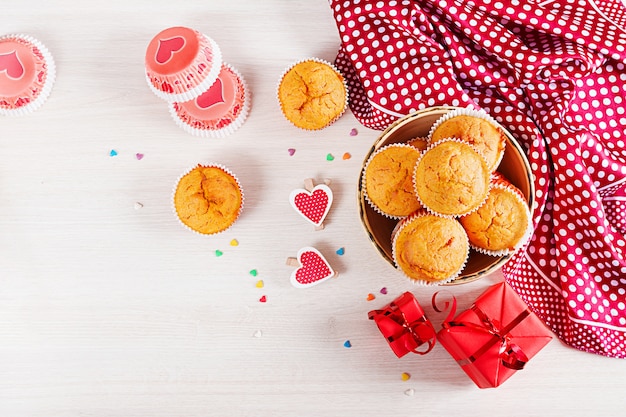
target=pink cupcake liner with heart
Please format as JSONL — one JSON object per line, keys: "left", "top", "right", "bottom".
{"left": 427, "top": 107, "right": 506, "bottom": 172}
{"left": 167, "top": 62, "right": 250, "bottom": 138}
{"left": 413, "top": 137, "right": 491, "bottom": 219}
{"left": 171, "top": 163, "right": 244, "bottom": 236}
{"left": 276, "top": 57, "right": 349, "bottom": 131}
{"left": 145, "top": 27, "right": 222, "bottom": 103}
{"left": 391, "top": 210, "right": 469, "bottom": 286}
{"left": 362, "top": 143, "right": 423, "bottom": 220}
{"left": 0, "top": 34, "right": 56, "bottom": 116}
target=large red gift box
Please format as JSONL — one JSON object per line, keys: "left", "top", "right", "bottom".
{"left": 368, "top": 292, "right": 436, "bottom": 358}
{"left": 437, "top": 282, "right": 553, "bottom": 388}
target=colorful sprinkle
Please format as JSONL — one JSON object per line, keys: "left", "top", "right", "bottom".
{"left": 367, "top": 293, "right": 376, "bottom": 301}
{"left": 135, "top": 153, "right": 144, "bottom": 160}
{"left": 404, "top": 388, "right": 415, "bottom": 397}
{"left": 401, "top": 372, "right": 411, "bottom": 381}
{"left": 259, "top": 295, "right": 267, "bottom": 303}
{"left": 249, "top": 269, "right": 258, "bottom": 277}
{"left": 288, "top": 148, "right": 296, "bottom": 156}
{"left": 326, "top": 153, "right": 335, "bottom": 161}
{"left": 109, "top": 149, "right": 118, "bottom": 157}
{"left": 342, "top": 152, "right": 351, "bottom": 160}
{"left": 343, "top": 340, "right": 352, "bottom": 348}
{"left": 380, "top": 287, "right": 388, "bottom": 295}
{"left": 336, "top": 247, "right": 345, "bottom": 256}
{"left": 255, "top": 280, "right": 264, "bottom": 288}
{"left": 230, "top": 239, "right": 239, "bottom": 247}
{"left": 253, "top": 330, "right": 263, "bottom": 338}
{"left": 349, "top": 128, "right": 358, "bottom": 136}
{"left": 215, "top": 250, "right": 223, "bottom": 257}
{"left": 133, "top": 202, "right": 144, "bottom": 210}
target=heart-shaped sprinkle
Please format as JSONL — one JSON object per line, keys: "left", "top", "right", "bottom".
{"left": 326, "top": 153, "right": 335, "bottom": 161}
{"left": 349, "top": 128, "right": 358, "bottom": 136}
{"left": 255, "top": 280, "right": 264, "bottom": 288}
{"left": 259, "top": 295, "right": 267, "bottom": 303}
{"left": 288, "top": 148, "right": 296, "bottom": 156}
{"left": 404, "top": 388, "right": 415, "bottom": 397}
{"left": 155, "top": 36, "right": 185, "bottom": 64}
{"left": 342, "top": 152, "right": 351, "bottom": 160}
{"left": 134, "top": 202, "right": 144, "bottom": 210}
{"left": 366, "top": 293, "right": 375, "bottom": 301}
{"left": 249, "top": 269, "right": 258, "bottom": 277}
{"left": 289, "top": 184, "right": 333, "bottom": 227}
{"left": 401, "top": 372, "right": 411, "bottom": 381}
{"left": 109, "top": 149, "right": 118, "bottom": 157}
{"left": 380, "top": 287, "right": 388, "bottom": 295}
{"left": 136, "top": 153, "right": 144, "bottom": 160}
{"left": 0, "top": 50, "right": 25, "bottom": 79}
{"left": 336, "top": 247, "right": 345, "bottom": 256}
{"left": 253, "top": 330, "right": 263, "bottom": 338}
{"left": 343, "top": 340, "right": 352, "bottom": 348}
{"left": 195, "top": 77, "right": 225, "bottom": 109}
{"left": 230, "top": 239, "right": 239, "bottom": 247}
{"left": 290, "top": 247, "right": 336, "bottom": 288}
{"left": 215, "top": 250, "right": 223, "bottom": 257}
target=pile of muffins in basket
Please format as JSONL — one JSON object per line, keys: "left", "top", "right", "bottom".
{"left": 362, "top": 109, "right": 532, "bottom": 285}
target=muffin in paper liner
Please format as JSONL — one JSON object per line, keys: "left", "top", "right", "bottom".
{"left": 460, "top": 172, "right": 533, "bottom": 256}
{"left": 362, "top": 143, "right": 422, "bottom": 219}
{"left": 276, "top": 57, "right": 348, "bottom": 130}
{"left": 172, "top": 163, "right": 244, "bottom": 236}
{"left": 391, "top": 209, "right": 470, "bottom": 286}
{"left": 413, "top": 138, "right": 491, "bottom": 218}
{"left": 0, "top": 34, "right": 56, "bottom": 116}
{"left": 145, "top": 26, "right": 222, "bottom": 103}
{"left": 168, "top": 63, "right": 250, "bottom": 138}
{"left": 428, "top": 107, "right": 506, "bottom": 172}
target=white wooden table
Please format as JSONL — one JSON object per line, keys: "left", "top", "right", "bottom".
{"left": 1, "top": 1, "right": 624, "bottom": 416}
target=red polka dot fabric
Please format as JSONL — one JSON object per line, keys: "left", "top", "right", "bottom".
{"left": 330, "top": 0, "right": 626, "bottom": 358}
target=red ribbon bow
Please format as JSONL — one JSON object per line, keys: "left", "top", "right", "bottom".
{"left": 368, "top": 292, "right": 436, "bottom": 358}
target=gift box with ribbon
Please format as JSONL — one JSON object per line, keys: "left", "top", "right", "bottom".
{"left": 368, "top": 292, "right": 436, "bottom": 358}
{"left": 436, "top": 282, "right": 553, "bottom": 388}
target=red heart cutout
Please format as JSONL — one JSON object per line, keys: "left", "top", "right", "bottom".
{"left": 289, "top": 184, "right": 333, "bottom": 227}
{"left": 195, "top": 77, "right": 225, "bottom": 109}
{"left": 155, "top": 36, "right": 185, "bottom": 64}
{"left": 0, "top": 50, "right": 24, "bottom": 79}
{"left": 291, "top": 247, "right": 335, "bottom": 288}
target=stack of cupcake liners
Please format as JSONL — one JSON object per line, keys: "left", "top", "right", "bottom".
{"left": 144, "top": 26, "right": 250, "bottom": 137}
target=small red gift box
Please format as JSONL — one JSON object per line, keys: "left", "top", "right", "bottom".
{"left": 368, "top": 292, "right": 436, "bottom": 358}
{"left": 437, "top": 282, "right": 553, "bottom": 388}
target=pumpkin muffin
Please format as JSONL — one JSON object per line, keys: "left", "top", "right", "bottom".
{"left": 363, "top": 144, "right": 422, "bottom": 218}
{"left": 392, "top": 210, "right": 469, "bottom": 284}
{"left": 173, "top": 164, "right": 243, "bottom": 235}
{"left": 429, "top": 111, "right": 506, "bottom": 172}
{"left": 459, "top": 173, "right": 531, "bottom": 255}
{"left": 277, "top": 59, "right": 347, "bottom": 130}
{"left": 414, "top": 139, "right": 490, "bottom": 217}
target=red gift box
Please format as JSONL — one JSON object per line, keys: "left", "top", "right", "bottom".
{"left": 436, "top": 282, "right": 553, "bottom": 388}
{"left": 368, "top": 292, "right": 436, "bottom": 358}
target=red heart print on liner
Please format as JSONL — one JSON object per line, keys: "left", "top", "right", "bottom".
{"left": 289, "top": 184, "right": 333, "bottom": 227}
{"left": 155, "top": 36, "right": 185, "bottom": 64}
{"left": 290, "top": 247, "right": 336, "bottom": 288}
{"left": 0, "top": 50, "right": 24, "bottom": 79}
{"left": 195, "top": 77, "right": 225, "bottom": 109}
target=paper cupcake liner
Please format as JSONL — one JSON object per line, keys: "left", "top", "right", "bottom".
{"left": 276, "top": 57, "right": 349, "bottom": 131}
{"left": 168, "top": 63, "right": 250, "bottom": 138}
{"left": 361, "top": 143, "right": 422, "bottom": 220}
{"left": 391, "top": 210, "right": 469, "bottom": 286}
{"left": 172, "top": 163, "right": 244, "bottom": 236}
{"left": 0, "top": 34, "right": 56, "bottom": 116}
{"left": 413, "top": 137, "right": 491, "bottom": 219}
{"left": 427, "top": 107, "right": 506, "bottom": 172}
{"left": 146, "top": 32, "right": 223, "bottom": 103}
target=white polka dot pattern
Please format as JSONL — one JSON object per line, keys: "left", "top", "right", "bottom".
{"left": 331, "top": 0, "right": 626, "bottom": 358}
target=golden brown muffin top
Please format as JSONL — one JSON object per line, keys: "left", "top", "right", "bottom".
{"left": 365, "top": 145, "right": 422, "bottom": 217}
{"left": 393, "top": 213, "right": 469, "bottom": 283}
{"left": 430, "top": 115, "right": 506, "bottom": 171}
{"left": 278, "top": 60, "right": 346, "bottom": 130}
{"left": 414, "top": 140, "right": 490, "bottom": 216}
{"left": 174, "top": 165, "right": 242, "bottom": 235}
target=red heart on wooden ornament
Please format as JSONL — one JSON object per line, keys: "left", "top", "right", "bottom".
{"left": 196, "top": 77, "right": 225, "bottom": 109}
{"left": 290, "top": 247, "right": 336, "bottom": 288}
{"left": 155, "top": 36, "right": 185, "bottom": 64}
{"left": 289, "top": 184, "right": 333, "bottom": 227}
{"left": 0, "top": 50, "right": 24, "bottom": 79}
